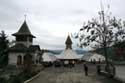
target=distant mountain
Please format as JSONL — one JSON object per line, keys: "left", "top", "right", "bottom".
{"left": 48, "top": 49, "right": 86, "bottom": 55}
{"left": 48, "top": 50, "right": 62, "bottom": 54}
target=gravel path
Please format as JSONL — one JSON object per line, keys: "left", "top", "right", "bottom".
{"left": 27, "top": 63, "right": 121, "bottom": 83}
{"left": 115, "top": 65, "right": 125, "bottom": 82}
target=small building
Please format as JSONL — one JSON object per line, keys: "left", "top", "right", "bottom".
{"left": 42, "top": 53, "right": 57, "bottom": 62}
{"left": 58, "top": 35, "right": 79, "bottom": 65}
{"left": 9, "top": 20, "right": 41, "bottom": 66}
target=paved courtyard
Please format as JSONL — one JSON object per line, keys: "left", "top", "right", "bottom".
{"left": 115, "top": 65, "right": 125, "bottom": 82}
{"left": 27, "top": 63, "right": 121, "bottom": 83}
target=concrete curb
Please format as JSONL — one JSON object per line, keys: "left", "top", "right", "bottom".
{"left": 100, "top": 71, "right": 114, "bottom": 78}
{"left": 23, "top": 65, "right": 44, "bottom": 83}
{"left": 23, "top": 71, "right": 41, "bottom": 83}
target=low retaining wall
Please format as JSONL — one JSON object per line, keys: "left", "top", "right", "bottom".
{"left": 24, "top": 65, "right": 44, "bottom": 83}
{"left": 100, "top": 71, "right": 114, "bottom": 78}
{"left": 24, "top": 71, "right": 41, "bottom": 83}
{"left": 100, "top": 71, "right": 125, "bottom": 83}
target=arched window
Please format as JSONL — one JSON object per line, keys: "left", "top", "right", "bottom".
{"left": 17, "top": 55, "right": 22, "bottom": 65}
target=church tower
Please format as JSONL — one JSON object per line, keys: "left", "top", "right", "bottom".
{"left": 12, "top": 20, "right": 35, "bottom": 47}
{"left": 65, "top": 35, "right": 72, "bottom": 49}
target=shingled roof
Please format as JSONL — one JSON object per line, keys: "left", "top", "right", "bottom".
{"left": 29, "top": 45, "right": 41, "bottom": 51}
{"left": 9, "top": 43, "right": 28, "bottom": 52}
{"left": 9, "top": 44, "right": 40, "bottom": 53}
{"left": 65, "top": 35, "right": 72, "bottom": 44}
{"left": 59, "top": 49, "right": 78, "bottom": 59}
{"left": 12, "top": 20, "right": 35, "bottom": 38}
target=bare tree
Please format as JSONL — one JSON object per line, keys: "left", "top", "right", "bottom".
{"left": 75, "top": 7, "right": 125, "bottom": 70}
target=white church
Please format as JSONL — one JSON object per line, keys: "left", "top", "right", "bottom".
{"left": 42, "top": 35, "right": 82, "bottom": 65}
{"left": 9, "top": 20, "right": 41, "bottom": 66}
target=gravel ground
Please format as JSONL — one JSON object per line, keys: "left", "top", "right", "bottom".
{"left": 115, "top": 65, "right": 125, "bottom": 82}
{"left": 27, "top": 63, "right": 122, "bottom": 83}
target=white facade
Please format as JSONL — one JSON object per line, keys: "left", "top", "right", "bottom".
{"left": 9, "top": 53, "right": 25, "bottom": 65}
{"left": 32, "top": 50, "right": 41, "bottom": 64}
{"left": 89, "top": 53, "right": 105, "bottom": 62}
{"left": 9, "top": 51, "right": 41, "bottom": 65}
{"left": 42, "top": 52, "right": 57, "bottom": 62}
{"left": 81, "top": 52, "right": 105, "bottom": 62}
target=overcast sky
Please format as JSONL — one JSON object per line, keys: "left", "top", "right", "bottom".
{"left": 0, "top": 0, "right": 125, "bottom": 50}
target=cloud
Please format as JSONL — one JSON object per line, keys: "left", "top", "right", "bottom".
{"left": 0, "top": 0, "right": 125, "bottom": 50}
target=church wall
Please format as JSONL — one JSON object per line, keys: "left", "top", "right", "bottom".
{"left": 8, "top": 51, "right": 41, "bottom": 65}
{"left": 9, "top": 52, "right": 25, "bottom": 65}
{"left": 30, "top": 51, "right": 40, "bottom": 64}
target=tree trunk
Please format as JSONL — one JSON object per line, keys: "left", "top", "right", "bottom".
{"left": 103, "top": 43, "right": 110, "bottom": 72}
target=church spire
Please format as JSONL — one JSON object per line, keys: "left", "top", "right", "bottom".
{"left": 12, "top": 20, "right": 35, "bottom": 38}
{"left": 65, "top": 35, "right": 72, "bottom": 49}
{"left": 24, "top": 14, "right": 27, "bottom": 21}
{"left": 12, "top": 18, "right": 35, "bottom": 47}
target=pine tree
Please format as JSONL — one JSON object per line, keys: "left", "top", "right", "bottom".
{"left": 0, "top": 31, "right": 9, "bottom": 67}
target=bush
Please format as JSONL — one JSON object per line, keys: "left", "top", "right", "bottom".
{"left": 0, "top": 77, "right": 7, "bottom": 83}
{"left": 8, "top": 75, "right": 21, "bottom": 83}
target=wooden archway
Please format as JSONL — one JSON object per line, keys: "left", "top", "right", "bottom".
{"left": 23, "top": 53, "right": 32, "bottom": 66}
